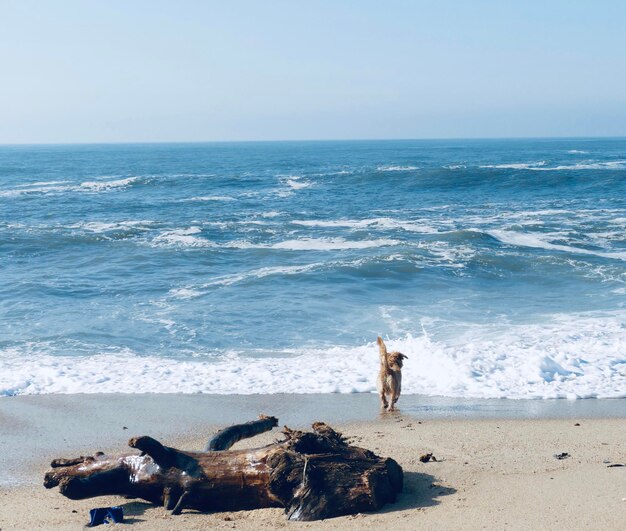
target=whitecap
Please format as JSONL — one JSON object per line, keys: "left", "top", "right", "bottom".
{"left": 0, "top": 176, "right": 144, "bottom": 197}
{"left": 276, "top": 175, "right": 312, "bottom": 196}
{"left": 376, "top": 165, "right": 419, "bottom": 172}
{"left": 268, "top": 237, "right": 401, "bottom": 251}
{"left": 480, "top": 161, "right": 547, "bottom": 170}
{"left": 200, "top": 263, "right": 324, "bottom": 288}
{"left": 168, "top": 288, "right": 204, "bottom": 299}
{"left": 182, "top": 195, "right": 236, "bottom": 202}
{"left": 285, "top": 179, "right": 310, "bottom": 190}
{"left": 260, "top": 211, "right": 282, "bottom": 218}
{"left": 292, "top": 217, "right": 441, "bottom": 233}
{"left": 14, "top": 180, "right": 72, "bottom": 187}
{"left": 70, "top": 220, "right": 156, "bottom": 233}
{"left": 0, "top": 184, "right": 73, "bottom": 197}
{"left": 532, "top": 160, "right": 626, "bottom": 171}
{"left": 79, "top": 176, "right": 142, "bottom": 191}
{"left": 152, "top": 227, "right": 213, "bottom": 248}
{"left": 488, "top": 229, "right": 626, "bottom": 261}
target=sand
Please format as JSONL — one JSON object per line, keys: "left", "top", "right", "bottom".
{"left": 0, "top": 395, "right": 624, "bottom": 530}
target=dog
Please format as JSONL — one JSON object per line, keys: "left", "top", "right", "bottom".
{"left": 376, "top": 337, "right": 407, "bottom": 411}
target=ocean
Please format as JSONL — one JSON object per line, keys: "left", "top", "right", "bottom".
{"left": 1, "top": 139, "right": 625, "bottom": 398}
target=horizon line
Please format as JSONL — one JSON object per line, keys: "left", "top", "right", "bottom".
{"left": 1, "top": 134, "right": 625, "bottom": 148}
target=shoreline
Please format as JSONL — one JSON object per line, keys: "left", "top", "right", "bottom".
{"left": 0, "top": 394, "right": 623, "bottom": 484}
{"left": 1, "top": 394, "right": 624, "bottom": 529}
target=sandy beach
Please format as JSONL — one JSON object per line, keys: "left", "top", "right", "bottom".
{"left": 0, "top": 395, "right": 624, "bottom": 530}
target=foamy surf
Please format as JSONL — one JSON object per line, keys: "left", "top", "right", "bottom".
{"left": 2, "top": 313, "right": 624, "bottom": 398}
{"left": 488, "top": 229, "right": 626, "bottom": 261}
{"left": 0, "top": 176, "right": 145, "bottom": 197}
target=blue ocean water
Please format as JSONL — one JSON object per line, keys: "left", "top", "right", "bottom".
{"left": 1, "top": 139, "right": 625, "bottom": 398}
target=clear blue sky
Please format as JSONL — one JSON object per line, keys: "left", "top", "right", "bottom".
{"left": 1, "top": 0, "right": 625, "bottom": 143}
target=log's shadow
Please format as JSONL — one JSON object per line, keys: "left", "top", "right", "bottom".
{"left": 380, "top": 471, "right": 456, "bottom": 513}
{"left": 115, "top": 501, "right": 153, "bottom": 523}
{"left": 112, "top": 473, "right": 450, "bottom": 521}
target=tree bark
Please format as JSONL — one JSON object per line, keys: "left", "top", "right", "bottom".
{"left": 44, "top": 416, "right": 403, "bottom": 521}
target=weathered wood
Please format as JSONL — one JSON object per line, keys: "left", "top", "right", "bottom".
{"left": 205, "top": 414, "right": 278, "bottom": 451}
{"left": 44, "top": 418, "right": 403, "bottom": 521}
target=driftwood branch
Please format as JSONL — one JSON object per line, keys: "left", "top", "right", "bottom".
{"left": 205, "top": 414, "right": 278, "bottom": 451}
{"left": 44, "top": 416, "right": 402, "bottom": 521}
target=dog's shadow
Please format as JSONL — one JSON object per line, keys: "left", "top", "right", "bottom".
{"left": 381, "top": 471, "right": 456, "bottom": 513}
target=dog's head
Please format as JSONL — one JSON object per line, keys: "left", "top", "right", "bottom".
{"left": 388, "top": 351, "right": 407, "bottom": 371}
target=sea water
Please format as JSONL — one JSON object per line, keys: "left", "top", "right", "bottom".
{"left": 1, "top": 139, "right": 625, "bottom": 398}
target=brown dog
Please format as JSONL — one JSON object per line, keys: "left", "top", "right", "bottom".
{"left": 377, "top": 337, "right": 407, "bottom": 411}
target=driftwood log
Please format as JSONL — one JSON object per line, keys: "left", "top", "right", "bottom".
{"left": 44, "top": 416, "right": 403, "bottom": 521}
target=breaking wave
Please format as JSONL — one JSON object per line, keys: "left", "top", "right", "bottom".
{"left": 2, "top": 313, "right": 624, "bottom": 398}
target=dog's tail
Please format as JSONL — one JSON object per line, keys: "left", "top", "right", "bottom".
{"left": 377, "top": 336, "right": 389, "bottom": 369}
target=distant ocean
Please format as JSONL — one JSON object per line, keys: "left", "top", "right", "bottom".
{"left": 1, "top": 139, "right": 625, "bottom": 398}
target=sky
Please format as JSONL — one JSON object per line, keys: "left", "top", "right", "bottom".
{"left": 1, "top": 0, "right": 626, "bottom": 143}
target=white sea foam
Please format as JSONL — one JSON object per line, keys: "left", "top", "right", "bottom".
{"left": 480, "top": 161, "right": 547, "bottom": 170}
{"left": 70, "top": 220, "right": 156, "bottom": 233}
{"left": 488, "top": 230, "right": 626, "bottom": 261}
{"left": 0, "top": 184, "right": 73, "bottom": 197}
{"left": 215, "top": 237, "right": 400, "bottom": 251}
{"left": 314, "top": 170, "right": 352, "bottom": 176}
{"left": 2, "top": 313, "right": 624, "bottom": 398}
{"left": 567, "top": 150, "right": 589, "bottom": 154}
{"left": 268, "top": 237, "right": 400, "bottom": 251}
{"left": 195, "top": 263, "right": 324, "bottom": 289}
{"left": 276, "top": 175, "right": 312, "bottom": 196}
{"left": 0, "top": 176, "right": 143, "bottom": 197}
{"left": 292, "top": 218, "right": 441, "bottom": 233}
{"left": 182, "top": 195, "right": 236, "bottom": 202}
{"left": 168, "top": 287, "right": 204, "bottom": 299}
{"left": 79, "top": 176, "right": 141, "bottom": 191}
{"left": 532, "top": 160, "right": 626, "bottom": 171}
{"left": 152, "top": 227, "right": 213, "bottom": 248}
{"left": 284, "top": 179, "right": 311, "bottom": 190}
{"left": 15, "top": 180, "right": 72, "bottom": 187}
{"left": 377, "top": 165, "right": 419, "bottom": 172}
{"left": 480, "top": 160, "right": 626, "bottom": 171}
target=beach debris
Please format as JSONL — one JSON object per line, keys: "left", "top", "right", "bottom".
{"left": 574, "top": 423, "right": 581, "bottom": 426}
{"left": 420, "top": 453, "right": 438, "bottom": 463}
{"left": 44, "top": 416, "right": 403, "bottom": 522}
{"left": 554, "top": 452, "right": 570, "bottom": 460}
{"left": 606, "top": 464, "right": 625, "bottom": 468}
{"left": 88, "top": 506, "right": 123, "bottom": 527}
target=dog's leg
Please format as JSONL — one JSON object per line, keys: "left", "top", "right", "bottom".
{"left": 380, "top": 392, "right": 388, "bottom": 409}
{"left": 388, "top": 392, "right": 399, "bottom": 411}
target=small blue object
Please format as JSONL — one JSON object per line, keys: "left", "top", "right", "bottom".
{"left": 88, "top": 506, "right": 124, "bottom": 526}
